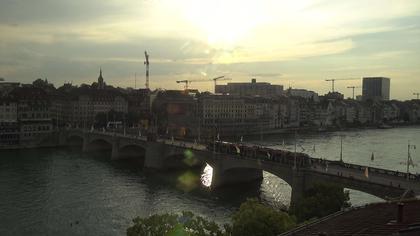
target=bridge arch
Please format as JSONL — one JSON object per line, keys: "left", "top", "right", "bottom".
{"left": 86, "top": 138, "right": 113, "bottom": 152}
{"left": 67, "top": 135, "right": 84, "bottom": 147}
{"left": 118, "top": 144, "right": 146, "bottom": 161}
{"left": 204, "top": 157, "right": 295, "bottom": 191}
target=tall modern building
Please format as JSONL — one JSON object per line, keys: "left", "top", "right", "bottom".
{"left": 362, "top": 77, "right": 390, "bottom": 101}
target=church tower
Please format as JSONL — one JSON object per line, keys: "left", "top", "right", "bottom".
{"left": 98, "top": 68, "right": 105, "bottom": 89}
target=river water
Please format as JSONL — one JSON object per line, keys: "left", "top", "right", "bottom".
{"left": 0, "top": 127, "right": 419, "bottom": 235}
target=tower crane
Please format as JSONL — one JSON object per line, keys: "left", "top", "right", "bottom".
{"left": 176, "top": 79, "right": 210, "bottom": 90}
{"left": 347, "top": 86, "right": 361, "bottom": 100}
{"left": 176, "top": 76, "right": 231, "bottom": 91}
{"left": 325, "top": 78, "right": 360, "bottom": 92}
{"left": 144, "top": 51, "right": 150, "bottom": 89}
{"left": 212, "top": 76, "right": 229, "bottom": 86}
{"left": 212, "top": 76, "right": 231, "bottom": 92}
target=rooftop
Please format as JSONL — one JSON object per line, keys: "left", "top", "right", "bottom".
{"left": 281, "top": 199, "right": 420, "bottom": 236}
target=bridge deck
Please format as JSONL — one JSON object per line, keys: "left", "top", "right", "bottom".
{"left": 69, "top": 129, "right": 420, "bottom": 195}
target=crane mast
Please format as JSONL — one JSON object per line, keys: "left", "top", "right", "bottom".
{"left": 176, "top": 80, "right": 191, "bottom": 90}
{"left": 176, "top": 76, "right": 230, "bottom": 92}
{"left": 347, "top": 86, "right": 360, "bottom": 100}
{"left": 144, "top": 51, "right": 150, "bottom": 89}
{"left": 325, "top": 78, "right": 359, "bottom": 93}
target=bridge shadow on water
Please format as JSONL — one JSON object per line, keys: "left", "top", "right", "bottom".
{"left": 14, "top": 144, "right": 383, "bottom": 212}
{"left": 69, "top": 147, "right": 285, "bottom": 212}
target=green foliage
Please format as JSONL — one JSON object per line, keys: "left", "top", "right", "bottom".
{"left": 127, "top": 211, "right": 225, "bottom": 236}
{"left": 127, "top": 199, "right": 297, "bottom": 236}
{"left": 32, "top": 78, "right": 55, "bottom": 89}
{"left": 230, "top": 199, "right": 296, "bottom": 236}
{"left": 291, "top": 183, "right": 351, "bottom": 222}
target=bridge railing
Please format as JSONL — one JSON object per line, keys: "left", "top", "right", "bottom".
{"left": 67, "top": 129, "right": 419, "bottom": 181}
{"left": 205, "top": 140, "right": 420, "bottom": 181}
{"left": 205, "top": 141, "right": 309, "bottom": 167}
{"left": 334, "top": 161, "right": 419, "bottom": 181}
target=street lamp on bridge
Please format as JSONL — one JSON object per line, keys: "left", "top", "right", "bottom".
{"left": 340, "top": 135, "right": 344, "bottom": 162}
{"left": 407, "top": 141, "right": 416, "bottom": 179}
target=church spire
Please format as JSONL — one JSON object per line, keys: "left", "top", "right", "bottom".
{"left": 98, "top": 67, "right": 105, "bottom": 89}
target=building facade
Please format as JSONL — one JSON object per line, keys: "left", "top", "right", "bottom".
{"left": 0, "top": 99, "right": 19, "bottom": 146}
{"left": 199, "top": 94, "right": 283, "bottom": 137}
{"left": 9, "top": 87, "right": 53, "bottom": 146}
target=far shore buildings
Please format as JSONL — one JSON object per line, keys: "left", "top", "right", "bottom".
{"left": 362, "top": 77, "right": 390, "bottom": 101}
{"left": 52, "top": 70, "right": 129, "bottom": 128}
{"left": 1, "top": 74, "right": 420, "bottom": 144}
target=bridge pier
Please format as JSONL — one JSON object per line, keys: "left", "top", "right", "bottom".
{"left": 111, "top": 139, "right": 120, "bottom": 160}
{"left": 57, "top": 131, "right": 68, "bottom": 147}
{"left": 290, "top": 169, "right": 307, "bottom": 208}
{"left": 144, "top": 142, "right": 168, "bottom": 169}
{"left": 82, "top": 134, "right": 89, "bottom": 152}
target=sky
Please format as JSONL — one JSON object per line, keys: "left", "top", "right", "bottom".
{"left": 0, "top": 0, "right": 420, "bottom": 100}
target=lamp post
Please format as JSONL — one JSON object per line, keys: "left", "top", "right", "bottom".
{"left": 294, "top": 131, "right": 297, "bottom": 169}
{"left": 340, "top": 135, "right": 343, "bottom": 162}
{"left": 407, "top": 140, "right": 416, "bottom": 179}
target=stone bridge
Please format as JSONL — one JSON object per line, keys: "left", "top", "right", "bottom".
{"left": 59, "top": 129, "right": 420, "bottom": 205}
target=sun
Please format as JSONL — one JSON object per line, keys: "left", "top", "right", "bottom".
{"left": 178, "top": 0, "right": 265, "bottom": 49}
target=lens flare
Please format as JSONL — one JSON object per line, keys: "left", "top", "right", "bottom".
{"left": 177, "top": 171, "right": 199, "bottom": 192}
{"left": 200, "top": 164, "right": 213, "bottom": 187}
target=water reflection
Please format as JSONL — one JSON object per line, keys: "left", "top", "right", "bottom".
{"left": 201, "top": 164, "right": 213, "bottom": 187}
{"left": 176, "top": 171, "right": 200, "bottom": 192}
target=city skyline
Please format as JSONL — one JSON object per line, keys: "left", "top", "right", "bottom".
{"left": 1, "top": 0, "right": 420, "bottom": 100}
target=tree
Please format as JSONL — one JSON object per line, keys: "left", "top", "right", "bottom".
{"left": 291, "top": 183, "right": 351, "bottom": 222}
{"left": 127, "top": 199, "right": 297, "bottom": 236}
{"left": 229, "top": 199, "right": 296, "bottom": 236}
{"left": 32, "top": 78, "right": 55, "bottom": 92}
{"left": 127, "top": 211, "right": 225, "bottom": 236}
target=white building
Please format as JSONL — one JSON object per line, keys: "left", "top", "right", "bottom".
{"left": 199, "top": 94, "right": 281, "bottom": 136}
{"left": 288, "top": 89, "right": 319, "bottom": 102}
{"left": 215, "top": 79, "right": 283, "bottom": 98}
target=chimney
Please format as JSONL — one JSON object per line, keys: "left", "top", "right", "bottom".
{"left": 397, "top": 203, "right": 404, "bottom": 223}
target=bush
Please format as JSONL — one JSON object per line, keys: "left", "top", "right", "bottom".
{"left": 229, "top": 199, "right": 296, "bottom": 236}
{"left": 127, "top": 211, "right": 225, "bottom": 236}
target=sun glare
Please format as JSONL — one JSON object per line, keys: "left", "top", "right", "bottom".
{"left": 178, "top": 0, "right": 266, "bottom": 49}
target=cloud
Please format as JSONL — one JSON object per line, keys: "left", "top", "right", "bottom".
{"left": 0, "top": 0, "right": 420, "bottom": 100}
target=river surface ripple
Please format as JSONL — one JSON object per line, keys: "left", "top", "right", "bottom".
{"left": 0, "top": 126, "right": 419, "bottom": 235}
